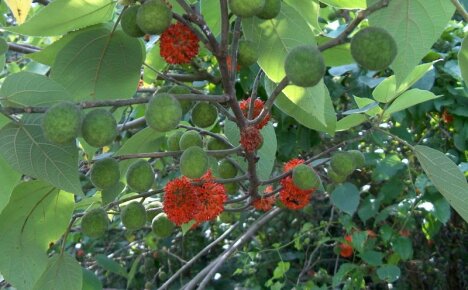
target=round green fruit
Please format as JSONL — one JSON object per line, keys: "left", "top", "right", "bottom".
{"left": 126, "top": 159, "right": 155, "bottom": 192}
{"left": 229, "top": 0, "right": 265, "bottom": 17}
{"left": 180, "top": 146, "right": 209, "bottom": 179}
{"left": 121, "top": 201, "right": 147, "bottom": 230}
{"left": 90, "top": 158, "right": 120, "bottom": 190}
{"left": 348, "top": 150, "right": 365, "bottom": 168}
{"left": 159, "top": 85, "right": 193, "bottom": 114}
{"left": 350, "top": 27, "right": 397, "bottom": 71}
{"left": 151, "top": 213, "right": 174, "bottom": 238}
{"left": 42, "top": 102, "right": 81, "bottom": 144}
{"left": 257, "top": 0, "right": 281, "bottom": 19}
{"left": 0, "top": 38, "right": 8, "bottom": 55}
{"left": 191, "top": 102, "right": 218, "bottom": 128}
{"left": 284, "top": 45, "right": 325, "bottom": 87}
{"left": 237, "top": 40, "right": 259, "bottom": 67}
{"left": 136, "top": 0, "right": 172, "bottom": 35}
{"left": 330, "top": 152, "right": 356, "bottom": 177}
{"left": 292, "top": 164, "right": 320, "bottom": 190}
{"left": 81, "top": 208, "right": 109, "bottom": 238}
{"left": 328, "top": 169, "right": 347, "bottom": 184}
{"left": 224, "top": 182, "right": 239, "bottom": 194}
{"left": 81, "top": 109, "right": 117, "bottom": 148}
{"left": 146, "top": 201, "right": 163, "bottom": 222}
{"left": 179, "top": 130, "right": 203, "bottom": 150}
{"left": 167, "top": 131, "right": 184, "bottom": 151}
{"left": 146, "top": 93, "right": 182, "bottom": 132}
{"left": 207, "top": 136, "right": 230, "bottom": 151}
{"left": 218, "top": 159, "right": 238, "bottom": 179}
{"left": 121, "top": 6, "right": 145, "bottom": 37}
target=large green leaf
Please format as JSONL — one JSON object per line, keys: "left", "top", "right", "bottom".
{"left": 95, "top": 254, "right": 128, "bottom": 278}
{"left": 369, "top": 0, "right": 454, "bottom": 85}
{"left": 33, "top": 253, "right": 82, "bottom": 290}
{"left": 82, "top": 269, "right": 103, "bottom": 290}
{"left": 284, "top": 0, "right": 321, "bottom": 33}
{"left": 50, "top": 28, "right": 145, "bottom": 101}
{"left": 414, "top": 145, "right": 468, "bottom": 222}
{"left": 384, "top": 89, "right": 440, "bottom": 116}
{"left": 0, "top": 154, "right": 21, "bottom": 214}
{"left": 459, "top": 35, "right": 468, "bottom": 85}
{"left": 330, "top": 182, "right": 360, "bottom": 215}
{"left": 0, "top": 181, "right": 74, "bottom": 290}
{"left": 319, "top": 0, "right": 366, "bottom": 8}
{"left": 336, "top": 114, "right": 368, "bottom": 132}
{"left": 201, "top": 0, "right": 221, "bottom": 37}
{"left": 0, "top": 121, "right": 82, "bottom": 195}
{"left": 143, "top": 44, "right": 166, "bottom": 84}
{"left": 5, "top": 0, "right": 115, "bottom": 36}
{"left": 0, "top": 72, "right": 71, "bottom": 108}
{"left": 377, "top": 265, "right": 401, "bottom": 282}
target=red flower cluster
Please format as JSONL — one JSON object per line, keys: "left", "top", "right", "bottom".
{"left": 252, "top": 186, "right": 276, "bottom": 211}
{"left": 240, "top": 125, "right": 263, "bottom": 153}
{"left": 279, "top": 159, "right": 315, "bottom": 210}
{"left": 163, "top": 171, "right": 227, "bottom": 227}
{"left": 239, "top": 98, "right": 271, "bottom": 129}
{"left": 339, "top": 235, "right": 353, "bottom": 258}
{"left": 160, "top": 23, "right": 199, "bottom": 64}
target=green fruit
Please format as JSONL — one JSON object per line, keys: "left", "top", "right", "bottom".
{"left": 257, "top": 0, "right": 281, "bottom": 19}
{"left": 146, "top": 201, "right": 163, "bottom": 222}
{"left": 180, "top": 146, "right": 209, "bottom": 178}
{"left": 121, "top": 6, "right": 145, "bottom": 37}
{"left": 224, "top": 182, "right": 239, "bottom": 194}
{"left": 158, "top": 271, "right": 168, "bottom": 281}
{"left": 167, "top": 131, "right": 184, "bottom": 151}
{"left": 191, "top": 102, "right": 218, "bottom": 128}
{"left": 218, "top": 159, "right": 238, "bottom": 178}
{"left": 42, "top": 102, "right": 81, "bottom": 144}
{"left": 229, "top": 0, "right": 265, "bottom": 17}
{"left": 121, "top": 201, "right": 147, "bottom": 230}
{"left": 151, "top": 213, "right": 174, "bottom": 238}
{"left": 292, "top": 164, "right": 320, "bottom": 190}
{"left": 159, "top": 85, "right": 193, "bottom": 114}
{"left": 126, "top": 160, "right": 155, "bottom": 192}
{"left": 81, "top": 109, "right": 117, "bottom": 147}
{"left": 90, "top": 158, "right": 120, "bottom": 190}
{"left": 350, "top": 27, "right": 397, "bottom": 71}
{"left": 179, "top": 130, "right": 203, "bottom": 150}
{"left": 207, "top": 136, "right": 230, "bottom": 151}
{"left": 237, "top": 40, "right": 259, "bottom": 67}
{"left": 146, "top": 93, "right": 182, "bottom": 132}
{"left": 284, "top": 45, "right": 325, "bottom": 87}
{"left": 328, "top": 168, "right": 347, "bottom": 184}
{"left": 136, "top": 0, "right": 172, "bottom": 35}
{"left": 0, "top": 38, "right": 8, "bottom": 55}
{"left": 81, "top": 208, "right": 109, "bottom": 238}
{"left": 330, "top": 152, "right": 356, "bottom": 176}
{"left": 348, "top": 150, "right": 365, "bottom": 168}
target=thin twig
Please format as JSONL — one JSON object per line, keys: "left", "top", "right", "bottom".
{"left": 450, "top": 0, "right": 468, "bottom": 21}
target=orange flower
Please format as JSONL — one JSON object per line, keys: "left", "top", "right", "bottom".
{"left": 226, "top": 56, "right": 241, "bottom": 72}
{"left": 252, "top": 186, "right": 276, "bottom": 211}
{"left": 339, "top": 235, "right": 353, "bottom": 258}
{"left": 240, "top": 126, "right": 263, "bottom": 153}
{"left": 239, "top": 98, "right": 270, "bottom": 129}
{"left": 279, "top": 159, "right": 315, "bottom": 210}
{"left": 160, "top": 23, "right": 199, "bottom": 64}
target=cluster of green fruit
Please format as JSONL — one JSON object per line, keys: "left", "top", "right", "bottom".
{"left": 120, "top": 0, "right": 172, "bottom": 38}
{"left": 328, "top": 150, "right": 366, "bottom": 183}
{"left": 229, "top": 0, "right": 281, "bottom": 19}
{"left": 80, "top": 201, "right": 175, "bottom": 239}
{"left": 41, "top": 102, "right": 117, "bottom": 147}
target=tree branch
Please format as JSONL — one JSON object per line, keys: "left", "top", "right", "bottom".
{"left": 450, "top": 0, "right": 468, "bottom": 22}
{"left": 114, "top": 146, "right": 242, "bottom": 161}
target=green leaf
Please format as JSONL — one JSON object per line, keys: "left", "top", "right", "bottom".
{"left": 433, "top": 197, "right": 451, "bottom": 224}
{"left": 354, "top": 96, "right": 382, "bottom": 116}
{"left": 0, "top": 181, "right": 74, "bottom": 290}
{"left": 320, "top": 42, "right": 354, "bottom": 67}
{"left": 181, "top": 220, "right": 196, "bottom": 235}
{"left": 95, "top": 254, "right": 128, "bottom": 278}
{"left": 0, "top": 72, "right": 72, "bottom": 108}
{"left": 126, "top": 256, "right": 143, "bottom": 289}
{"left": 0, "top": 154, "right": 21, "bottom": 214}
{"left": 5, "top": 0, "right": 115, "bottom": 36}
{"left": 459, "top": 35, "right": 468, "bottom": 85}
{"left": 331, "top": 182, "right": 360, "bottom": 215}
{"left": 360, "top": 250, "right": 384, "bottom": 266}
{"left": 336, "top": 114, "right": 368, "bottom": 132}
{"left": 201, "top": 0, "right": 221, "bottom": 37}
{"left": 319, "top": 0, "right": 366, "bottom": 9}
{"left": 33, "top": 253, "right": 82, "bottom": 290}
{"left": 414, "top": 145, "right": 468, "bottom": 222}
{"left": 332, "top": 263, "right": 357, "bottom": 287}
{"left": 377, "top": 265, "right": 401, "bottom": 282}
{"left": 384, "top": 89, "right": 440, "bottom": 116}
{"left": 372, "top": 155, "right": 405, "bottom": 181}
{"left": 272, "top": 261, "right": 290, "bottom": 279}
{"left": 369, "top": 0, "right": 454, "bottom": 85}
{"left": 351, "top": 231, "right": 367, "bottom": 253}
{"left": 0, "top": 121, "right": 82, "bottom": 195}
{"left": 82, "top": 269, "right": 103, "bottom": 290}
{"left": 392, "top": 237, "right": 413, "bottom": 261}
{"left": 373, "top": 62, "right": 435, "bottom": 103}
{"left": 284, "top": 0, "right": 321, "bottom": 33}
{"left": 143, "top": 44, "right": 166, "bottom": 83}
{"left": 50, "top": 28, "right": 144, "bottom": 101}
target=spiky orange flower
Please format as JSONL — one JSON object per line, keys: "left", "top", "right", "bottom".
{"left": 160, "top": 22, "right": 199, "bottom": 64}
{"left": 240, "top": 126, "right": 263, "bottom": 153}
{"left": 283, "top": 158, "right": 304, "bottom": 172}
{"left": 252, "top": 186, "right": 276, "bottom": 211}
{"left": 279, "top": 159, "right": 315, "bottom": 210}
{"left": 239, "top": 98, "right": 270, "bottom": 129}
{"left": 339, "top": 235, "right": 353, "bottom": 258}
{"left": 192, "top": 171, "right": 227, "bottom": 224}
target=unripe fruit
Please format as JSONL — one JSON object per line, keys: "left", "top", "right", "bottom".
{"left": 328, "top": 169, "right": 347, "bottom": 184}
{"left": 42, "top": 102, "right": 81, "bottom": 144}
{"left": 257, "top": 0, "right": 281, "bottom": 19}
{"left": 151, "top": 213, "right": 174, "bottom": 238}
{"left": 90, "top": 158, "right": 120, "bottom": 190}
{"left": 179, "top": 130, "right": 203, "bottom": 150}
{"left": 191, "top": 102, "right": 218, "bottom": 128}
{"left": 146, "top": 201, "right": 163, "bottom": 222}
{"left": 348, "top": 150, "right": 365, "bottom": 168}
{"left": 136, "top": 0, "right": 172, "bottom": 35}
{"left": 218, "top": 159, "right": 238, "bottom": 178}
{"left": 292, "top": 164, "right": 320, "bottom": 190}
{"left": 159, "top": 85, "right": 193, "bottom": 114}
{"left": 121, "top": 6, "right": 145, "bottom": 37}
{"left": 229, "top": 0, "right": 265, "bottom": 17}
{"left": 81, "top": 208, "right": 109, "bottom": 238}
{"left": 81, "top": 109, "right": 117, "bottom": 148}
{"left": 121, "top": 201, "right": 147, "bottom": 230}
{"left": 167, "top": 131, "right": 184, "bottom": 151}
{"left": 284, "top": 45, "right": 325, "bottom": 87}
{"left": 330, "top": 152, "right": 356, "bottom": 177}
{"left": 180, "top": 146, "right": 209, "bottom": 178}
{"left": 237, "top": 40, "right": 259, "bottom": 67}
{"left": 126, "top": 159, "right": 155, "bottom": 192}
{"left": 350, "top": 27, "right": 397, "bottom": 71}
{"left": 145, "top": 93, "right": 182, "bottom": 132}
{"left": 207, "top": 136, "right": 230, "bottom": 151}
{"left": 224, "top": 182, "right": 239, "bottom": 194}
